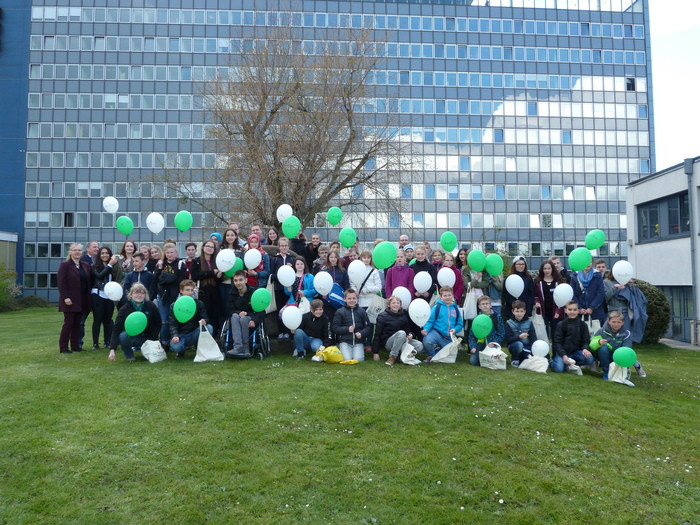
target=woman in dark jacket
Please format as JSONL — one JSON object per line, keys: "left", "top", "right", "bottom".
{"left": 57, "top": 243, "right": 93, "bottom": 353}
{"left": 373, "top": 295, "right": 423, "bottom": 365}
{"left": 502, "top": 256, "right": 535, "bottom": 320}
{"left": 108, "top": 283, "right": 161, "bottom": 362}
{"left": 90, "top": 246, "right": 121, "bottom": 350}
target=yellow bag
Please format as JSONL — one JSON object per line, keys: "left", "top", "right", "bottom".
{"left": 321, "top": 346, "right": 344, "bottom": 363}
{"left": 339, "top": 359, "right": 359, "bottom": 365}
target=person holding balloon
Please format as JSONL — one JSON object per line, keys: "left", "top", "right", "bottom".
{"left": 440, "top": 253, "right": 464, "bottom": 305}
{"left": 467, "top": 295, "right": 505, "bottom": 366}
{"left": 410, "top": 246, "right": 438, "bottom": 300}
{"left": 374, "top": 295, "right": 423, "bottom": 366}
{"left": 271, "top": 237, "right": 296, "bottom": 338}
{"left": 319, "top": 250, "right": 350, "bottom": 312}
{"left": 551, "top": 300, "right": 595, "bottom": 374}
{"left": 284, "top": 257, "right": 317, "bottom": 306}
{"left": 226, "top": 270, "right": 265, "bottom": 357}
{"left": 168, "top": 279, "right": 212, "bottom": 357}
{"left": 57, "top": 243, "right": 93, "bottom": 354}
{"left": 502, "top": 256, "right": 535, "bottom": 321}
{"left": 504, "top": 300, "right": 538, "bottom": 367}
{"left": 421, "top": 286, "right": 464, "bottom": 363}
{"left": 154, "top": 243, "right": 186, "bottom": 347}
{"left": 244, "top": 234, "right": 271, "bottom": 288}
{"left": 534, "top": 260, "right": 566, "bottom": 339}
{"left": 569, "top": 261, "right": 606, "bottom": 325}
{"left": 191, "top": 239, "right": 223, "bottom": 336}
{"left": 467, "top": 250, "right": 505, "bottom": 314}
{"left": 291, "top": 299, "right": 333, "bottom": 359}
{"left": 384, "top": 249, "right": 415, "bottom": 299}
{"left": 90, "top": 246, "right": 122, "bottom": 350}
{"left": 589, "top": 310, "right": 632, "bottom": 381}
{"left": 108, "top": 283, "right": 161, "bottom": 362}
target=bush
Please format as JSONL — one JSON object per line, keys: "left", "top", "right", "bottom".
{"left": 0, "top": 265, "right": 22, "bottom": 312}
{"left": 17, "top": 295, "right": 51, "bottom": 309}
{"left": 634, "top": 279, "right": 671, "bottom": 344}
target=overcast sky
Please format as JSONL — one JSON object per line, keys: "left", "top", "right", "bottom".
{"left": 648, "top": 0, "right": 700, "bottom": 170}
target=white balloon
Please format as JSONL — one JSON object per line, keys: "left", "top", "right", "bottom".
{"left": 244, "top": 249, "right": 262, "bottom": 269}
{"left": 276, "top": 204, "right": 293, "bottom": 222}
{"left": 216, "top": 249, "right": 237, "bottom": 273}
{"left": 531, "top": 340, "right": 550, "bottom": 358}
{"left": 313, "top": 272, "right": 334, "bottom": 296}
{"left": 104, "top": 281, "right": 123, "bottom": 302}
{"left": 281, "top": 305, "right": 302, "bottom": 331}
{"left": 437, "top": 267, "right": 456, "bottom": 287}
{"left": 553, "top": 283, "right": 574, "bottom": 307}
{"left": 392, "top": 286, "right": 412, "bottom": 309}
{"left": 277, "top": 265, "right": 296, "bottom": 287}
{"left": 146, "top": 212, "right": 165, "bottom": 234}
{"left": 347, "top": 259, "right": 366, "bottom": 286}
{"left": 102, "top": 196, "right": 119, "bottom": 214}
{"left": 505, "top": 274, "right": 524, "bottom": 298}
{"left": 612, "top": 260, "right": 634, "bottom": 286}
{"left": 413, "top": 271, "right": 432, "bottom": 294}
{"left": 408, "top": 298, "right": 431, "bottom": 327}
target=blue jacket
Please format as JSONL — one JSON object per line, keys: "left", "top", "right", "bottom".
{"left": 571, "top": 270, "right": 605, "bottom": 321}
{"left": 424, "top": 299, "right": 463, "bottom": 337}
{"left": 505, "top": 317, "right": 537, "bottom": 348}
{"left": 468, "top": 311, "right": 505, "bottom": 349}
{"left": 123, "top": 269, "right": 155, "bottom": 300}
{"left": 284, "top": 273, "right": 317, "bottom": 305}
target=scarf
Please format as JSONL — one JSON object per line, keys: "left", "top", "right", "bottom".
{"left": 130, "top": 300, "right": 144, "bottom": 311}
{"left": 577, "top": 269, "right": 597, "bottom": 288}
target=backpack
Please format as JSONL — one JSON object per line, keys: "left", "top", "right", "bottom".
{"left": 326, "top": 283, "right": 345, "bottom": 309}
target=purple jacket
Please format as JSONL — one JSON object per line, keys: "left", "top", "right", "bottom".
{"left": 57, "top": 259, "right": 92, "bottom": 313}
{"left": 385, "top": 264, "right": 415, "bottom": 298}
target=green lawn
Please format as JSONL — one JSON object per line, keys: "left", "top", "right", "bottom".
{"left": 1, "top": 308, "right": 698, "bottom": 524}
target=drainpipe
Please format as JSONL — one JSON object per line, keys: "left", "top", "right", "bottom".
{"left": 685, "top": 158, "right": 698, "bottom": 343}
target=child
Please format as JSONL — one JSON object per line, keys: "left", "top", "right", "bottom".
{"left": 168, "top": 279, "right": 212, "bottom": 357}
{"left": 551, "top": 301, "right": 595, "bottom": 374}
{"left": 411, "top": 246, "right": 438, "bottom": 299}
{"left": 354, "top": 250, "right": 383, "bottom": 358}
{"left": 123, "top": 253, "right": 155, "bottom": 299}
{"left": 421, "top": 286, "right": 464, "bottom": 362}
{"left": 374, "top": 295, "right": 423, "bottom": 366}
{"left": 332, "top": 288, "right": 372, "bottom": 361}
{"left": 468, "top": 295, "right": 505, "bottom": 366}
{"left": 589, "top": 310, "right": 632, "bottom": 381}
{"left": 227, "top": 270, "right": 264, "bottom": 357}
{"left": 292, "top": 299, "right": 333, "bottom": 359}
{"left": 505, "top": 300, "right": 537, "bottom": 366}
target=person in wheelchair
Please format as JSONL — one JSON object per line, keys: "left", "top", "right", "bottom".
{"left": 226, "top": 270, "right": 264, "bottom": 357}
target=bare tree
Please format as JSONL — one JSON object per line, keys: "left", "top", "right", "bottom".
{"left": 157, "top": 26, "right": 407, "bottom": 230}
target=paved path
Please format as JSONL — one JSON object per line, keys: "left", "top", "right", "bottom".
{"left": 659, "top": 338, "right": 700, "bottom": 351}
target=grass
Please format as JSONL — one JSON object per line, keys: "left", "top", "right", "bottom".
{"left": 1, "top": 307, "right": 698, "bottom": 524}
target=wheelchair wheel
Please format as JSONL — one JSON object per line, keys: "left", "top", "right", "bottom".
{"left": 259, "top": 323, "right": 270, "bottom": 356}
{"left": 255, "top": 351, "right": 264, "bottom": 360}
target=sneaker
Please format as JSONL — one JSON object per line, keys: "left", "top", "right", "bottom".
{"left": 566, "top": 364, "right": 583, "bottom": 376}
{"left": 622, "top": 379, "right": 636, "bottom": 387}
{"left": 292, "top": 349, "right": 298, "bottom": 357}
{"left": 602, "top": 372, "right": 608, "bottom": 381}
{"left": 296, "top": 352, "right": 305, "bottom": 360}
{"left": 511, "top": 360, "right": 520, "bottom": 368}
{"left": 278, "top": 333, "right": 286, "bottom": 340}
{"left": 589, "top": 362, "right": 599, "bottom": 373}
{"left": 92, "top": 344, "right": 100, "bottom": 350}
{"left": 385, "top": 356, "right": 397, "bottom": 366}
{"left": 635, "top": 364, "right": 647, "bottom": 378}
{"left": 424, "top": 356, "right": 432, "bottom": 363}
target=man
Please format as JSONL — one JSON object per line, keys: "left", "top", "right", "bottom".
{"left": 304, "top": 233, "right": 321, "bottom": 269}
{"left": 78, "top": 241, "right": 99, "bottom": 348}
{"left": 398, "top": 234, "right": 410, "bottom": 248}
{"left": 250, "top": 224, "right": 265, "bottom": 245}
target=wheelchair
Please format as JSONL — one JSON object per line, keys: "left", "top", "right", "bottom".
{"left": 220, "top": 315, "right": 270, "bottom": 360}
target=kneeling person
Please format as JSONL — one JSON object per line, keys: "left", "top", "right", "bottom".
{"left": 551, "top": 300, "right": 595, "bottom": 374}
{"left": 505, "top": 300, "right": 537, "bottom": 367}
{"left": 227, "top": 270, "right": 264, "bottom": 357}
{"left": 109, "top": 283, "right": 161, "bottom": 361}
{"left": 292, "top": 299, "right": 333, "bottom": 359}
{"left": 169, "top": 279, "right": 212, "bottom": 356}
{"left": 421, "top": 286, "right": 463, "bottom": 362}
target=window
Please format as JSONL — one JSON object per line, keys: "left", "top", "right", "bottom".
{"left": 626, "top": 78, "right": 636, "bottom": 91}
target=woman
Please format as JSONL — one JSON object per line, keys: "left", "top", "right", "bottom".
{"left": 271, "top": 237, "right": 295, "bottom": 339}
{"left": 154, "top": 243, "right": 186, "bottom": 346}
{"left": 385, "top": 249, "right": 415, "bottom": 298}
{"left": 108, "top": 283, "right": 161, "bottom": 362}
{"left": 469, "top": 263, "right": 504, "bottom": 314}
{"left": 90, "top": 246, "right": 121, "bottom": 350}
{"left": 147, "top": 245, "right": 163, "bottom": 273}
{"left": 570, "top": 261, "right": 605, "bottom": 324}
{"left": 373, "top": 295, "right": 423, "bottom": 366}
{"left": 284, "top": 257, "right": 317, "bottom": 306}
{"left": 502, "top": 256, "right": 535, "bottom": 320}
{"left": 266, "top": 227, "right": 280, "bottom": 247}
{"left": 245, "top": 234, "right": 270, "bottom": 288}
{"left": 534, "top": 260, "right": 565, "bottom": 339}
{"left": 117, "top": 240, "right": 137, "bottom": 279}
{"left": 441, "top": 252, "right": 464, "bottom": 304}
{"left": 57, "top": 244, "right": 92, "bottom": 353}
{"left": 191, "top": 239, "right": 223, "bottom": 335}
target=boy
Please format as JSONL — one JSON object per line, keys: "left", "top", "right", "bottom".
{"left": 468, "top": 295, "right": 505, "bottom": 366}
{"left": 505, "top": 300, "right": 537, "bottom": 367}
{"left": 551, "top": 301, "right": 595, "bottom": 374}
{"left": 226, "top": 270, "right": 264, "bottom": 357}
{"left": 168, "top": 279, "right": 212, "bottom": 357}
{"left": 123, "top": 253, "right": 155, "bottom": 300}
{"left": 421, "top": 286, "right": 464, "bottom": 362}
{"left": 589, "top": 310, "right": 632, "bottom": 382}
{"left": 292, "top": 299, "right": 333, "bottom": 359}
{"left": 332, "top": 288, "right": 372, "bottom": 361}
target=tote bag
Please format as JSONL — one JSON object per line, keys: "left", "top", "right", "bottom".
{"left": 462, "top": 285, "right": 478, "bottom": 320}
{"left": 367, "top": 294, "right": 386, "bottom": 324}
{"left": 431, "top": 334, "right": 462, "bottom": 364}
{"left": 531, "top": 312, "right": 549, "bottom": 341}
{"left": 518, "top": 355, "right": 549, "bottom": 374}
{"left": 194, "top": 326, "right": 224, "bottom": 362}
{"left": 141, "top": 340, "right": 167, "bottom": 363}
{"left": 479, "top": 343, "right": 508, "bottom": 370}
{"left": 400, "top": 341, "right": 421, "bottom": 365}
{"left": 265, "top": 279, "right": 277, "bottom": 314}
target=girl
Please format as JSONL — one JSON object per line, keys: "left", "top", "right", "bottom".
{"left": 117, "top": 240, "right": 137, "bottom": 279}
{"left": 191, "top": 239, "right": 223, "bottom": 335}
{"left": 271, "top": 237, "right": 295, "bottom": 338}
{"left": 441, "top": 252, "right": 464, "bottom": 304}
{"left": 374, "top": 295, "right": 423, "bottom": 366}
{"left": 147, "top": 245, "right": 163, "bottom": 273}
{"left": 321, "top": 250, "right": 350, "bottom": 295}
{"left": 284, "top": 257, "right": 317, "bottom": 306}
{"left": 431, "top": 249, "right": 444, "bottom": 269}
{"left": 410, "top": 246, "right": 438, "bottom": 299}
{"left": 502, "top": 256, "right": 535, "bottom": 320}
{"left": 90, "top": 246, "right": 121, "bottom": 349}
{"left": 266, "top": 227, "right": 280, "bottom": 247}
{"left": 219, "top": 229, "right": 243, "bottom": 315}
{"left": 534, "top": 260, "right": 565, "bottom": 339}
{"left": 108, "top": 283, "right": 161, "bottom": 362}
{"left": 332, "top": 289, "right": 372, "bottom": 362}
{"left": 154, "top": 243, "right": 186, "bottom": 346}
{"left": 353, "top": 250, "right": 383, "bottom": 357}
{"left": 384, "top": 249, "right": 415, "bottom": 298}
{"left": 245, "top": 234, "right": 270, "bottom": 288}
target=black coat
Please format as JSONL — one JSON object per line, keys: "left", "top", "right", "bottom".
{"left": 373, "top": 307, "right": 416, "bottom": 353}
{"left": 154, "top": 258, "right": 186, "bottom": 302}
{"left": 228, "top": 286, "right": 264, "bottom": 326}
{"left": 332, "top": 305, "right": 371, "bottom": 344}
{"left": 57, "top": 259, "right": 92, "bottom": 313}
{"left": 168, "top": 298, "right": 209, "bottom": 338}
{"left": 410, "top": 259, "right": 438, "bottom": 295}
{"left": 552, "top": 317, "right": 591, "bottom": 357}
{"left": 109, "top": 300, "right": 161, "bottom": 349}
{"left": 502, "top": 271, "right": 535, "bottom": 319}
{"left": 298, "top": 311, "right": 333, "bottom": 346}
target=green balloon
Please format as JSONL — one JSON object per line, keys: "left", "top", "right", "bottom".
{"left": 339, "top": 227, "right": 357, "bottom": 248}
{"left": 327, "top": 207, "right": 343, "bottom": 226}
{"left": 282, "top": 215, "right": 301, "bottom": 238}
{"left": 173, "top": 295, "right": 196, "bottom": 323}
{"left": 409, "top": 258, "right": 416, "bottom": 266}
{"left": 174, "top": 210, "right": 193, "bottom": 232}
{"left": 224, "top": 257, "right": 244, "bottom": 278}
{"left": 467, "top": 249, "right": 486, "bottom": 272}
{"left": 585, "top": 229, "right": 606, "bottom": 250}
{"left": 471, "top": 314, "right": 493, "bottom": 339}
{"left": 569, "top": 247, "right": 592, "bottom": 272}
{"left": 440, "top": 231, "right": 458, "bottom": 252}
{"left": 116, "top": 216, "right": 134, "bottom": 236}
{"left": 613, "top": 346, "right": 637, "bottom": 368}
{"left": 372, "top": 241, "right": 397, "bottom": 270}
{"left": 484, "top": 253, "right": 504, "bottom": 276}
{"left": 251, "top": 288, "right": 272, "bottom": 312}
{"left": 124, "top": 311, "right": 147, "bottom": 336}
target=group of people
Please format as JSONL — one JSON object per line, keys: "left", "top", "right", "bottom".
{"left": 56, "top": 225, "right": 648, "bottom": 380}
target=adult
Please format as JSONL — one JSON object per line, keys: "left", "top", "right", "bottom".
{"left": 90, "top": 246, "right": 121, "bottom": 349}
{"left": 250, "top": 224, "right": 265, "bottom": 245}
{"left": 191, "top": 239, "right": 223, "bottom": 335}
{"left": 209, "top": 232, "right": 222, "bottom": 247}
{"left": 304, "top": 233, "right": 322, "bottom": 270}
{"left": 604, "top": 272, "right": 649, "bottom": 344}
{"left": 266, "top": 227, "right": 280, "bottom": 247}
{"left": 398, "top": 234, "right": 410, "bottom": 249}
{"left": 108, "top": 283, "right": 161, "bottom": 362}
{"left": 289, "top": 232, "right": 307, "bottom": 257}
{"left": 57, "top": 244, "right": 92, "bottom": 353}
{"left": 534, "top": 260, "right": 565, "bottom": 339}
{"left": 373, "top": 295, "right": 423, "bottom": 366}
{"left": 502, "top": 256, "right": 535, "bottom": 320}
{"left": 570, "top": 262, "right": 605, "bottom": 324}
{"left": 469, "top": 267, "right": 504, "bottom": 314}
{"left": 78, "top": 240, "right": 99, "bottom": 345}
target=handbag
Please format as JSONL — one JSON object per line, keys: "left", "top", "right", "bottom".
{"left": 479, "top": 342, "right": 507, "bottom": 370}
{"left": 585, "top": 317, "right": 602, "bottom": 336}
{"left": 366, "top": 294, "right": 386, "bottom": 324}
{"left": 608, "top": 362, "right": 631, "bottom": 384}
{"left": 400, "top": 341, "right": 421, "bottom": 365}
{"left": 462, "top": 284, "right": 478, "bottom": 320}
{"left": 194, "top": 325, "right": 224, "bottom": 362}
{"left": 518, "top": 355, "right": 549, "bottom": 374}
{"left": 429, "top": 292, "right": 438, "bottom": 307}
{"left": 141, "top": 339, "right": 167, "bottom": 363}
{"left": 265, "top": 279, "right": 277, "bottom": 314}
{"left": 298, "top": 296, "right": 311, "bottom": 314}
{"left": 326, "top": 282, "right": 346, "bottom": 309}
{"left": 431, "top": 333, "right": 462, "bottom": 364}
{"left": 531, "top": 311, "right": 549, "bottom": 341}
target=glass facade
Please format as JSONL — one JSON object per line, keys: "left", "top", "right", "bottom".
{"left": 18, "top": 0, "right": 653, "bottom": 300}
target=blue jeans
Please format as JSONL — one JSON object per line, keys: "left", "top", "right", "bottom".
{"left": 293, "top": 329, "right": 323, "bottom": 356}
{"left": 551, "top": 350, "right": 595, "bottom": 373}
{"left": 469, "top": 341, "right": 486, "bottom": 366}
{"left": 339, "top": 342, "right": 364, "bottom": 361}
{"left": 597, "top": 346, "right": 612, "bottom": 373}
{"left": 171, "top": 325, "right": 213, "bottom": 354}
{"left": 118, "top": 331, "right": 147, "bottom": 360}
{"left": 422, "top": 330, "right": 451, "bottom": 357}
{"left": 158, "top": 296, "right": 174, "bottom": 344}
{"left": 508, "top": 341, "right": 532, "bottom": 362}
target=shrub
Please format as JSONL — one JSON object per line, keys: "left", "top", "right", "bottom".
{"left": 17, "top": 295, "right": 51, "bottom": 309}
{"left": 634, "top": 279, "right": 671, "bottom": 344}
{"left": 0, "top": 265, "right": 22, "bottom": 312}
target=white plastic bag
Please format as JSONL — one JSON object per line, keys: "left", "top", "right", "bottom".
{"left": 431, "top": 334, "right": 462, "bottom": 364}
{"left": 608, "top": 362, "right": 630, "bottom": 384}
{"left": 479, "top": 342, "right": 507, "bottom": 370}
{"left": 518, "top": 355, "right": 549, "bottom": 374}
{"left": 141, "top": 340, "right": 167, "bottom": 363}
{"left": 298, "top": 296, "right": 311, "bottom": 314}
{"left": 194, "top": 326, "right": 224, "bottom": 362}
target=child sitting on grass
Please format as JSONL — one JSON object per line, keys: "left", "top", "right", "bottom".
{"left": 421, "top": 286, "right": 463, "bottom": 363}
{"left": 291, "top": 299, "right": 333, "bottom": 360}
{"left": 551, "top": 300, "right": 595, "bottom": 374}
{"left": 468, "top": 295, "right": 505, "bottom": 366}
{"left": 504, "top": 300, "right": 537, "bottom": 367}
{"left": 589, "top": 310, "right": 632, "bottom": 381}
{"left": 168, "top": 279, "right": 212, "bottom": 357}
